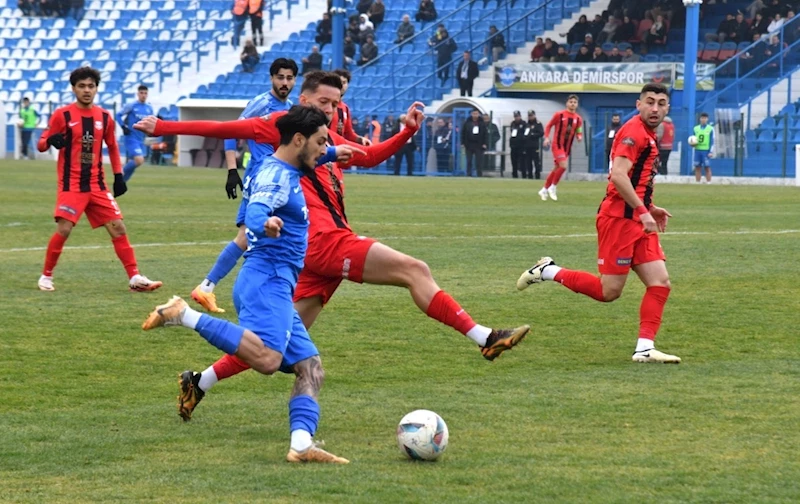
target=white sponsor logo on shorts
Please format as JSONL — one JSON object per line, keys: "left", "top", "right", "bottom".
{"left": 342, "top": 258, "right": 351, "bottom": 279}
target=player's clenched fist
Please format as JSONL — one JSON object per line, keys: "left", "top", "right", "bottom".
{"left": 134, "top": 116, "right": 159, "bottom": 136}
{"left": 265, "top": 216, "right": 284, "bottom": 238}
{"left": 404, "top": 101, "right": 426, "bottom": 129}
{"left": 334, "top": 145, "right": 367, "bottom": 163}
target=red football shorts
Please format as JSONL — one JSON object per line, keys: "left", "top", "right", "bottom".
{"left": 293, "top": 229, "right": 377, "bottom": 305}
{"left": 595, "top": 214, "right": 666, "bottom": 275}
{"left": 54, "top": 190, "right": 123, "bottom": 228}
{"left": 551, "top": 147, "right": 568, "bottom": 163}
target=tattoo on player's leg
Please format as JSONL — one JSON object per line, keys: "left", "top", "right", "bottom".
{"left": 291, "top": 356, "right": 325, "bottom": 400}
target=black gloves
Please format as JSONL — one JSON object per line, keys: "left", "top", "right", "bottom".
{"left": 47, "top": 134, "right": 66, "bottom": 149}
{"left": 113, "top": 173, "right": 127, "bottom": 197}
{"left": 226, "top": 169, "right": 243, "bottom": 199}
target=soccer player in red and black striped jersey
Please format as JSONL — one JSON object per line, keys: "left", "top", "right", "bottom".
{"left": 36, "top": 67, "right": 162, "bottom": 293}
{"left": 539, "top": 95, "right": 583, "bottom": 201}
{"left": 135, "top": 72, "right": 528, "bottom": 420}
{"left": 517, "top": 83, "right": 680, "bottom": 364}
{"left": 329, "top": 69, "right": 371, "bottom": 146}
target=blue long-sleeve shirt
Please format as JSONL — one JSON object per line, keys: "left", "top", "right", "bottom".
{"left": 225, "top": 91, "right": 292, "bottom": 170}
{"left": 116, "top": 101, "right": 153, "bottom": 143}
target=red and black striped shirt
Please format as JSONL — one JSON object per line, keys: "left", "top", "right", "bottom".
{"left": 38, "top": 103, "right": 122, "bottom": 193}
{"left": 544, "top": 109, "right": 583, "bottom": 154}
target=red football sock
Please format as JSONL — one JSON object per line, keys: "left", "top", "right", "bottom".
{"left": 43, "top": 232, "right": 67, "bottom": 276}
{"left": 543, "top": 170, "right": 556, "bottom": 188}
{"left": 554, "top": 269, "right": 606, "bottom": 302}
{"left": 638, "top": 286, "right": 670, "bottom": 340}
{"left": 111, "top": 235, "right": 139, "bottom": 278}
{"left": 552, "top": 166, "right": 567, "bottom": 185}
{"left": 425, "top": 290, "right": 477, "bottom": 335}
{"left": 212, "top": 354, "right": 251, "bottom": 379}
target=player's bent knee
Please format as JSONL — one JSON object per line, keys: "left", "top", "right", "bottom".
{"left": 233, "top": 228, "right": 248, "bottom": 250}
{"left": 602, "top": 287, "right": 623, "bottom": 302}
{"left": 106, "top": 220, "right": 127, "bottom": 237}
{"left": 406, "top": 257, "right": 433, "bottom": 283}
{"left": 250, "top": 355, "right": 281, "bottom": 376}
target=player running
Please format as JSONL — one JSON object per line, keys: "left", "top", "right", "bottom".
{"left": 539, "top": 95, "right": 583, "bottom": 201}
{"left": 142, "top": 106, "right": 349, "bottom": 464}
{"left": 329, "top": 68, "right": 371, "bottom": 146}
{"left": 517, "top": 83, "right": 680, "bottom": 364}
{"left": 135, "top": 73, "right": 528, "bottom": 422}
{"left": 192, "top": 58, "right": 299, "bottom": 313}
{"left": 36, "top": 67, "right": 162, "bottom": 293}
{"left": 116, "top": 84, "right": 153, "bottom": 181}
{"left": 692, "top": 112, "right": 714, "bottom": 184}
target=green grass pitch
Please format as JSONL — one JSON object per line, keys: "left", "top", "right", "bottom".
{"left": 1, "top": 160, "right": 799, "bottom": 503}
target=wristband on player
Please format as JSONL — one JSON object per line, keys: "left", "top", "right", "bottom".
{"left": 635, "top": 205, "right": 649, "bottom": 216}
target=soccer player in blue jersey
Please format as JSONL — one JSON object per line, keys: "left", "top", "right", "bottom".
{"left": 192, "top": 57, "right": 299, "bottom": 313}
{"left": 142, "top": 105, "right": 349, "bottom": 464}
{"left": 117, "top": 85, "right": 154, "bottom": 181}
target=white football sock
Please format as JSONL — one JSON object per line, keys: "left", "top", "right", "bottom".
{"left": 465, "top": 324, "right": 491, "bottom": 346}
{"left": 181, "top": 307, "right": 202, "bottom": 330}
{"left": 290, "top": 429, "right": 313, "bottom": 452}
{"left": 635, "top": 338, "right": 655, "bottom": 352}
{"left": 199, "top": 279, "right": 215, "bottom": 293}
{"left": 197, "top": 366, "right": 218, "bottom": 392}
{"left": 541, "top": 265, "right": 562, "bottom": 281}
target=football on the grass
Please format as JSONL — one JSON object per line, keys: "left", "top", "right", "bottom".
{"left": 396, "top": 409, "right": 449, "bottom": 461}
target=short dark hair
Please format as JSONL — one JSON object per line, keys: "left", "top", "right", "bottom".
{"left": 276, "top": 105, "right": 329, "bottom": 145}
{"left": 640, "top": 83, "right": 669, "bottom": 97}
{"left": 270, "top": 58, "right": 299, "bottom": 77}
{"left": 137, "top": 84, "right": 148, "bottom": 92}
{"left": 612, "top": 113, "right": 620, "bottom": 117}
{"left": 332, "top": 68, "right": 351, "bottom": 81}
{"left": 69, "top": 67, "right": 101, "bottom": 86}
{"left": 567, "top": 94, "right": 579, "bottom": 101}
{"left": 300, "top": 71, "right": 343, "bottom": 94}
{"left": 22, "top": 97, "right": 30, "bottom": 102}
{"left": 700, "top": 112, "right": 709, "bottom": 118}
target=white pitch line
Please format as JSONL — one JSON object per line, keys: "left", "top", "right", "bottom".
{"left": 0, "top": 229, "right": 797, "bottom": 254}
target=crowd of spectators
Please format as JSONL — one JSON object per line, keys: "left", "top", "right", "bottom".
{"left": 18, "top": 0, "right": 84, "bottom": 19}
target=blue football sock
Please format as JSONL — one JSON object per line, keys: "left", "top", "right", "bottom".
{"left": 122, "top": 160, "right": 137, "bottom": 181}
{"left": 206, "top": 241, "right": 245, "bottom": 284}
{"left": 195, "top": 314, "right": 245, "bottom": 354}
{"left": 288, "top": 395, "right": 320, "bottom": 437}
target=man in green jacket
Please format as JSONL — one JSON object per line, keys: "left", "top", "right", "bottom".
{"left": 18, "top": 97, "right": 41, "bottom": 160}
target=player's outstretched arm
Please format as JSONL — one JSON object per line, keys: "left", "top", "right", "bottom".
{"left": 135, "top": 116, "right": 279, "bottom": 146}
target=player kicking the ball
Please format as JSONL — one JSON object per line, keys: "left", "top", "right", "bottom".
{"left": 517, "top": 83, "right": 680, "bottom": 364}
{"left": 36, "top": 67, "right": 161, "bottom": 293}
{"left": 142, "top": 106, "right": 349, "bottom": 463}
{"left": 135, "top": 72, "right": 528, "bottom": 422}
{"left": 539, "top": 95, "right": 583, "bottom": 201}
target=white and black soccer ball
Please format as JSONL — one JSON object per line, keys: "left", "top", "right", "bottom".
{"left": 687, "top": 135, "right": 699, "bottom": 147}
{"left": 396, "top": 409, "right": 449, "bottom": 461}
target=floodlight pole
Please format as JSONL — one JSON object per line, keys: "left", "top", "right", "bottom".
{"left": 331, "top": 0, "right": 345, "bottom": 70}
{"left": 682, "top": 0, "right": 701, "bottom": 175}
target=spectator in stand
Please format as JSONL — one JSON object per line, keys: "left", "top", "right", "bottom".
{"left": 231, "top": 0, "right": 248, "bottom": 47}
{"left": 485, "top": 25, "right": 506, "bottom": 63}
{"left": 18, "top": 0, "right": 33, "bottom": 15}
{"left": 622, "top": 47, "right": 641, "bottom": 62}
{"left": 416, "top": 0, "right": 437, "bottom": 22}
{"left": 392, "top": 114, "right": 417, "bottom": 176}
{"left": 430, "top": 25, "right": 457, "bottom": 85}
{"left": 589, "top": 14, "right": 605, "bottom": 40}
{"left": 554, "top": 45, "right": 570, "bottom": 62}
{"left": 69, "top": 0, "right": 84, "bottom": 20}
{"left": 583, "top": 33, "right": 596, "bottom": 53}
{"left": 359, "top": 14, "right": 375, "bottom": 43}
{"left": 741, "top": 32, "right": 768, "bottom": 71}
{"left": 433, "top": 118, "right": 451, "bottom": 173}
{"left": 708, "top": 13, "right": 735, "bottom": 42}
{"left": 352, "top": 116, "right": 367, "bottom": 138}
{"left": 786, "top": 10, "right": 798, "bottom": 44}
{"left": 343, "top": 35, "right": 356, "bottom": 65}
{"left": 358, "top": 34, "right": 378, "bottom": 66}
{"left": 592, "top": 46, "right": 608, "bottom": 62}
{"left": 566, "top": 15, "right": 590, "bottom": 44}
{"left": 301, "top": 45, "right": 323, "bottom": 74}
{"left": 316, "top": 12, "right": 332, "bottom": 49}
{"left": 382, "top": 115, "right": 396, "bottom": 141}
{"left": 751, "top": 12, "right": 770, "bottom": 37}
{"left": 55, "top": 0, "right": 69, "bottom": 17}
{"left": 607, "top": 46, "right": 623, "bottom": 62}
{"left": 249, "top": 0, "right": 264, "bottom": 46}
{"left": 767, "top": 13, "right": 785, "bottom": 34}
{"left": 356, "top": 0, "right": 372, "bottom": 15}
{"left": 730, "top": 12, "right": 751, "bottom": 44}
{"left": 605, "top": 113, "right": 622, "bottom": 164}
{"left": 456, "top": 51, "right": 479, "bottom": 97}
{"left": 240, "top": 39, "right": 260, "bottom": 73}
{"left": 395, "top": 14, "right": 415, "bottom": 50}
{"left": 368, "top": 0, "right": 385, "bottom": 27}
{"left": 541, "top": 39, "right": 557, "bottom": 61}
{"left": 347, "top": 15, "right": 360, "bottom": 41}
{"left": 574, "top": 45, "right": 592, "bottom": 62}
{"left": 461, "top": 109, "right": 487, "bottom": 177}
{"left": 530, "top": 37, "right": 545, "bottom": 61}
{"left": 763, "top": 0, "right": 784, "bottom": 19}
{"left": 655, "top": 116, "right": 674, "bottom": 175}
{"left": 368, "top": 115, "right": 382, "bottom": 145}
{"left": 643, "top": 14, "right": 667, "bottom": 50}
{"left": 598, "top": 15, "right": 619, "bottom": 43}
{"left": 614, "top": 15, "right": 635, "bottom": 42}
{"left": 766, "top": 34, "right": 784, "bottom": 67}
